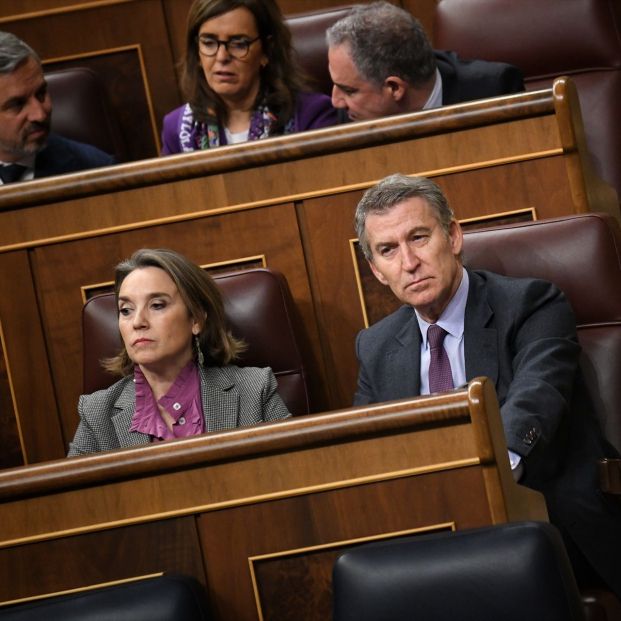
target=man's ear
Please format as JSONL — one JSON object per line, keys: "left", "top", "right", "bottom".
{"left": 384, "top": 76, "right": 408, "bottom": 102}
{"left": 448, "top": 220, "right": 464, "bottom": 257}
{"left": 368, "top": 259, "right": 389, "bottom": 286}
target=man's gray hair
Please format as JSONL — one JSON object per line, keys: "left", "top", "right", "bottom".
{"left": 355, "top": 174, "right": 455, "bottom": 261}
{"left": 0, "top": 31, "right": 39, "bottom": 75}
{"left": 326, "top": 1, "right": 436, "bottom": 87}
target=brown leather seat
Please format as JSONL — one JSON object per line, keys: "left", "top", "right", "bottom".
{"left": 46, "top": 67, "right": 127, "bottom": 161}
{"left": 434, "top": 0, "right": 621, "bottom": 200}
{"left": 286, "top": 5, "right": 353, "bottom": 95}
{"left": 462, "top": 212, "right": 621, "bottom": 620}
{"left": 82, "top": 268, "right": 310, "bottom": 416}
{"left": 463, "top": 213, "right": 621, "bottom": 456}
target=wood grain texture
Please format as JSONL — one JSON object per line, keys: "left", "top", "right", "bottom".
{"left": 0, "top": 252, "right": 64, "bottom": 464}
{"left": 0, "top": 81, "right": 615, "bottom": 465}
{"left": 0, "top": 517, "right": 206, "bottom": 604}
{"left": 0, "top": 380, "right": 547, "bottom": 619}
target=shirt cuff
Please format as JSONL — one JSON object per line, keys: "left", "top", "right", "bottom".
{"left": 508, "top": 449, "right": 522, "bottom": 470}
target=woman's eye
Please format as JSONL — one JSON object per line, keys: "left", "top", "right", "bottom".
{"left": 118, "top": 307, "right": 131, "bottom": 316}
{"left": 151, "top": 301, "right": 166, "bottom": 310}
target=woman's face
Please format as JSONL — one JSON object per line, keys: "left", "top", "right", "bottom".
{"left": 198, "top": 7, "right": 267, "bottom": 109}
{"left": 118, "top": 267, "right": 200, "bottom": 377}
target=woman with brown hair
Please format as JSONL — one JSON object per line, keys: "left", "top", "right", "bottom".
{"left": 68, "top": 248, "right": 290, "bottom": 455}
{"left": 161, "top": 0, "right": 338, "bottom": 153}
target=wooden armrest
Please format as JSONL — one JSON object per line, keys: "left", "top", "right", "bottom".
{"left": 598, "top": 458, "right": 621, "bottom": 494}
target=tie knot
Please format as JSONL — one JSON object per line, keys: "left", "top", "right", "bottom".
{"left": 427, "top": 324, "right": 447, "bottom": 349}
{"left": 0, "top": 164, "right": 26, "bottom": 184}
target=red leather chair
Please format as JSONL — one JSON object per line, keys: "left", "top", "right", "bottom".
{"left": 434, "top": 0, "right": 621, "bottom": 200}
{"left": 463, "top": 213, "right": 621, "bottom": 457}
{"left": 82, "top": 268, "right": 310, "bottom": 416}
{"left": 46, "top": 67, "right": 127, "bottom": 162}
{"left": 286, "top": 5, "right": 353, "bottom": 96}
{"left": 462, "top": 212, "right": 621, "bottom": 620}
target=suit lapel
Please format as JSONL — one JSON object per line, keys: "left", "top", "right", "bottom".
{"left": 199, "top": 366, "right": 239, "bottom": 432}
{"left": 111, "top": 379, "right": 150, "bottom": 447}
{"left": 464, "top": 271, "right": 498, "bottom": 384}
{"left": 387, "top": 309, "right": 422, "bottom": 398}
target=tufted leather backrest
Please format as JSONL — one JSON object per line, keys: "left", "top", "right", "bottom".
{"left": 82, "top": 268, "right": 310, "bottom": 416}
{"left": 46, "top": 67, "right": 127, "bottom": 161}
{"left": 434, "top": 0, "right": 621, "bottom": 199}
{"left": 286, "top": 5, "right": 354, "bottom": 95}
{"left": 333, "top": 522, "right": 586, "bottom": 621}
{"left": 462, "top": 213, "right": 621, "bottom": 454}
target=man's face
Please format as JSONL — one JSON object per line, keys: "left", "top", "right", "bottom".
{"left": 328, "top": 43, "right": 399, "bottom": 121}
{"left": 0, "top": 56, "right": 52, "bottom": 162}
{"left": 365, "top": 197, "right": 463, "bottom": 323}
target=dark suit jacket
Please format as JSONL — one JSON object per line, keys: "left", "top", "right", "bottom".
{"left": 34, "top": 133, "right": 115, "bottom": 179}
{"left": 355, "top": 269, "right": 621, "bottom": 595}
{"left": 435, "top": 49, "right": 525, "bottom": 105}
{"left": 67, "top": 364, "right": 290, "bottom": 456}
{"left": 335, "top": 49, "right": 524, "bottom": 124}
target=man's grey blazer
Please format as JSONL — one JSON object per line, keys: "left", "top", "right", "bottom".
{"left": 68, "top": 364, "right": 290, "bottom": 456}
{"left": 354, "top": 268, "right": 621, "bottom": 596}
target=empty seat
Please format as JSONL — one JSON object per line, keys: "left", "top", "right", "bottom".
{"left": 434, "top": 0, "right": 621, "bottom": 199}
{"left": 333, "top": 522, "right": 586, "bottom": 621}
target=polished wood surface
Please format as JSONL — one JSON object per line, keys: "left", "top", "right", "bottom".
{"left": 0, "top": 79, "right": 616, "bottom": 466}
{"left": 0, "top": 379, "right": 547, "bottom": 619}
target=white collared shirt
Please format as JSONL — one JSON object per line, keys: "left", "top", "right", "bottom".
{"left": 414, "top": 267, "right": 522, "bottom": 473}
{"left": 422, "top": 69, "right": 443, "bottom": 110}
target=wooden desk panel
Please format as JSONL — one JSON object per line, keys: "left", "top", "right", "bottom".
{"left": 0, "top": 80, "right": 616, "bottom": 466}
{"left": 0, "top": 380, "right": 548, "bottom": 619}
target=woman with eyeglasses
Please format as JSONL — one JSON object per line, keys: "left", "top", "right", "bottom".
{"left": 161, "top": 0, "right": 338, "bottom": 153}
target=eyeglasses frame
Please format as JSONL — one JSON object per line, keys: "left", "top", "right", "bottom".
{"left": 196, "top": 35, "right": 261, "bottom": 59}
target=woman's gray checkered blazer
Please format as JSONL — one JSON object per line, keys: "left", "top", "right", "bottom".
{"left": 67, "top": 364, "right": 290, "bottom": 456}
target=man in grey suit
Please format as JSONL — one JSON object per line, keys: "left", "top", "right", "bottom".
{"left": 354, "top": 173, "right": 621, "bottom": 598}
{"left": 326, "top": 2, "right": 524, "bottom": 122}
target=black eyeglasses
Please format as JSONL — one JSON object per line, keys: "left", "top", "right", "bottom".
{"left": 197, "top": 35, "right": 260, "bottom": 59}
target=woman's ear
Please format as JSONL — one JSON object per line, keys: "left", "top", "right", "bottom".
{"left": 192, "top": 312, "right": 207, "bottom": 336}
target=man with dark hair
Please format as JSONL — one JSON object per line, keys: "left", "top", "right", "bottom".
{"left": 354, "top": 173, "right": 621, "bottom": 598}
{"left": 326, "top": 2, "right": 524, "bottom": 121}
{"left": 0, "top": 31, "right": 114, "bottom": 184}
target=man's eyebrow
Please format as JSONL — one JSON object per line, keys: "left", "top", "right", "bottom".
{"left": 1, "top": 96, "right": 25, "bottom": 110}
{"left": 334, "top": 81, "right": 357, "bottom": 92}
{"left": 408, "top": 226, "right": 432, "bottom": 235}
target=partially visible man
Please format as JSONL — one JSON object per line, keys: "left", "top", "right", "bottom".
{"left": 0, "top": 31, "right": 114, "bottom": 185}
{"left": 354, "top": 173, "right": 621, "bottom": 598}
{"left": 326, "top": 2, "right": 524, "bottom": 121}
